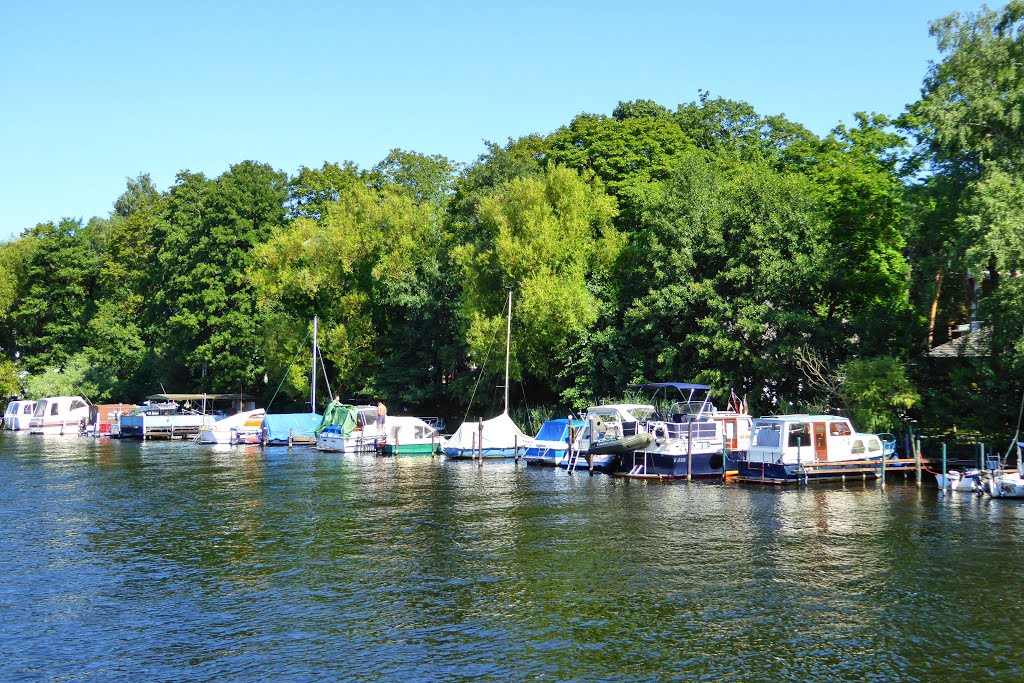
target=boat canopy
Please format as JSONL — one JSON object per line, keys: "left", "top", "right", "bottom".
{"left": 315, "top": 401, "right": 359, "bottom": 437}
{"left": 263, "top": 413, "right": 321, "bottom": 443}
{"left": 533, "top": 419, "right": 583, "bottom": 442}
{"left": 630, "top": 382, "right": 711, "bottom": 392}
{"left": 445, "top": 413, "right": 531, "bottom": 451}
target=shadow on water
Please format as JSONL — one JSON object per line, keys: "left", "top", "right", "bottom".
{"left": 0, "top": 432, "right": 1021, "bottom": 681}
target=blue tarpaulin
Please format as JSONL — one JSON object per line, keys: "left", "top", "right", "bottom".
{"left": 263, "top": 413, "right": 322, "bottom": 444}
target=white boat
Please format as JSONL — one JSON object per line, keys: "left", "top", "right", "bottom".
{"left": 3, "top": 400, "right": 36, "bottom": 431}
{"left": 197, "top": 409, "right": 266, "bottom": 445}
{"left": 443, "top": 290, "right": 533, "bottom": 459}
{"left": 315, "top": 403, "right": 381, "bottom": 453}
{"left": 562, "top": 403, "right": 657, "bottom": 472}
{"left": 380, "top": 416, "right": 442, "bottom": 456}
{"left": 28, "top": 396, "right": 92, "bottom": 435}
{"left": 983, "top": 470, "right": 1024, "bottom": 498}
{"left": 737, "top": 414, "right": 893, "bottom": 484}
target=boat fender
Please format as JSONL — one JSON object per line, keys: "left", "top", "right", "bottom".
{"left": 709, "top": 453, "right": 724, "bottom": 470}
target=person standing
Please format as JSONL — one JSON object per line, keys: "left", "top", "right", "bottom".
{"left": 376, "top": 401, "right": 387, "bottom": 435}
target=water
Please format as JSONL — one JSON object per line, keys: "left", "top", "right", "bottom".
{"left": 0, "top": 432, "right": 1021, "bottom": 682}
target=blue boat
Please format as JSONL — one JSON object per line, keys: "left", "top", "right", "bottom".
{"left": 523, "top": 419, "right": 584, "bottom": 467}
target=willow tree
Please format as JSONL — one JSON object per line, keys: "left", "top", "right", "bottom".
{"left": 454, "top": 164, "right": 621, "bottom": 408}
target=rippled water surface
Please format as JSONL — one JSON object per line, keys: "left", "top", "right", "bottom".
{"left": 1, "top": 432, "right": 1021, "bottom": 681}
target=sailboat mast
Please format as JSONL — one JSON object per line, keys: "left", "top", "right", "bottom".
{"left": 311, "top": 316, "right": 318, "bottom": 412}
{"left": 504, "top": 289, "right": 512, "bottom": 415}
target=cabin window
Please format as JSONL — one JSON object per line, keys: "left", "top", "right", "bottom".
{"left": 51, "top": 403, "right": 61, "bottom": 416}
{"left": 851, "top": 439, "right": 865, "bottom": 455}
{"left": 753, "top": 423, "right": 781, "bottom": 447}
{"left": 24, "top": 404, "right": 34, "bottom": 414}
{"left": 34, "top": 401, "right": 47, "bottom": 417}
{"left": 71, "top": 400, "right": 86, "bottom": 411}
{"left": 787, "top": 423, "right": 811, "bottom": 448}
{"left": 829, "top": 422, "right": 852, "bottom": 436}
{"left": 867, "top": 439, "right": 881, "bottom": 453}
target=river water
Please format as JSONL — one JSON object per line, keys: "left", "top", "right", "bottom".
{"left": 0, "top": 432, "right": 1020, "bottom": 682}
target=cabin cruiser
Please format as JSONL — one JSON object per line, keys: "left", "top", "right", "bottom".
{"left": 315, "top": 403, "right": 382, "bottom": 453}
{"left": 380, "top": 416, "right": 442, "bottom": 456}
{"left": 563, "top": 404, "right": 656, "bottom": 473}
{"left": 29, "top": 396, "right": 91, "bottom": 435}
{"left": 197, "top": 408, "right": 266, "bottom": 445}
{"left": 523, "top": 418, "right": 584, "bottom": 467}
{"left": 3, "top": 400, "right": 36, "bottom": 431}
{"left": 611, "top": 384, "right": 744, "bottom": 480}
{"left": 737, "top": 414, "right": 893, "bottom": 483}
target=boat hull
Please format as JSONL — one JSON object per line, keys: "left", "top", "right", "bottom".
{"left": 613, "top": 449, "right": 737, "bottom": 480}
{"left": 443, "top": 447, "right": 524, "bottom": 460}
{"left": 382, "top": 443, "right": 439, "bottom": 456}
{"left": 736, "top": 458, "right": 884, "bottom": 484}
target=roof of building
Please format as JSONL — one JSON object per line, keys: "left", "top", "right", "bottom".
{"left": 928, "top": 329, "right": 991, "bottom": 358}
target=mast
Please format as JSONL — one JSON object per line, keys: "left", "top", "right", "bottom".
{"left": 504, "top": 289, "right": 512, "bottom": 415}
{"left": 311, "top": 315, "right": 318, "bottom": 412}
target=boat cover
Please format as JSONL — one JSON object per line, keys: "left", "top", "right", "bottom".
{"left": 533, "top": 419, "right": 583, "bottom": 442}
{"left": 444, "top": 412, "right": 532, "bottom": 451}
{"left": 263, "top": 413, "right": 322, "bottom": 443}
{"left": 315, "top": 402, "right": 359, "bottom": 437}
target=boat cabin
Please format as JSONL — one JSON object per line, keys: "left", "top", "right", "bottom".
{"left": 573, "top": 404, "right": 655, "bottom": 451}
{"left": 3, "top": 400, "right": 37, "bottom": 430}
{"left": 29, "top": 396, "right": 92, "bottom": 434}
{"left": 747, "top": 415, "right": 885, "bottom": 465}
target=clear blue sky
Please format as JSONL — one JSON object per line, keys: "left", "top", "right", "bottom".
{"left": 0, "top": 0, "right": 983, "bottom": 241}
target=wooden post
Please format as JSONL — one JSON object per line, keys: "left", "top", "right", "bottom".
{"left": 170, "top": 424, "right": 174, "bottom": 440}
{"left": 478, "top": 419, "right": 484, "bottom": 465}
{"left": 686, "top": 420, "right": 693, "bottom": 482}
{"left": 431, "top": 430, "right": 436, "bottom": 457}
{"left": 722, "top": 443, "right": 728, "bottom": 481}
{"left": 471, "top": 431, "right": 477, "bottom": 460}
{"left": 394, "top": 427, "right": 399, "bottom": 457}
{"left": 880, "top": 440, "right": 886, "bottom": 487}
{"left": 514, "top": 434, "right": 519, "bottom": 464}
{"left": 288, "top": 428, "right": 293, "bottom": 448}
{"left": 978, "top": 441, "right": 983, "bottom": 471}
{"left": 588, "top": 418, "right": 596, "bottom": 473}
{"left": 942, "top": 443, "right": 947, "bottom": 489}
{"left": 916, "top": 438, "right": 922, "bottom": 487}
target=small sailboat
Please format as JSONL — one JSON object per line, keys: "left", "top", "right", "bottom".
{"left": 442, "top": 290, "right": 533, "bottom": 459}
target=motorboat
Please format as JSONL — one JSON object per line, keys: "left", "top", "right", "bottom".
{"left": 523, "top": 418, "right": 583, "bottom": 467}
{"left": 197, "top": 408, "right": 266, "bottom": 445}
{"left": 3, "top": 400, "right": 36, "bottom": 431}
{"left": 737, "top": 414, "right": 892, "bottom": 483}
{"left": 315, "top": 402, "right": 381, "bottom": 453}
{"left": 562, "top": 404, "right": 656, "bottom": 473}
{"left": 611, "top": 383, "right": 744, "bottom": 480}
{"left": 29, "top": 396, "right": 91, "bottom": 435}
{"left": 380, "top": 416, "right": 442, "bottom": 456}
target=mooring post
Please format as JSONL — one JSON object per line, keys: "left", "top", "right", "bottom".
{"left": 978, "top": 441, "right": 983, "bottom": 471}
{"left": 478, "top": 419, "right": 484, "bottom": 466}
{"left": 916, "top": 438, "right": 922, "bottom": 487}
{"left": 687, "top": 420, "right": 693, "bottom": 482}
{"left": 471, "top": 431, "right": 477, "bottom": 461}
{"left": 881, "top": 440, "right": 887, "bottom": 487}
{"left": 588, "top": 418, "right": 596, "bottom": 474}
{"left": 796, "top": 435, "right": 803, "bottom": 486}
{"left": 722, "top": 442, "right": 728, "bottom": 481}
{"left": 514, "top": 434, "right": 519, "bottom": 464}
{"left": 431, "top": 430, "right": 436, "bottom": 457}
{"left": 288, "top": 428, "right": 293, "bottom": 449}
{"left": 941, "top": 443, "right": 947, "bottom": 489}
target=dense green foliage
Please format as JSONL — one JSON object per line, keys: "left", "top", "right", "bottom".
{"left": 3, "top": 4, "right": 1024, "bottom": 448}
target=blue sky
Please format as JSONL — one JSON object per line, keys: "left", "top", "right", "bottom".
{"left": 0, "top": 0, "right": 982, "bottom": 241}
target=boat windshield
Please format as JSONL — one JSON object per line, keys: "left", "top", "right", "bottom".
{"left": 752, "top": 420, "right": 782, "bottom": 447}
{"left": 33, "top": 400, "right": 48, "bottom": 418}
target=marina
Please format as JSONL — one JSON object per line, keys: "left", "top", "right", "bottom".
{"left": 0, "top": 431, "right": 1020, "bottom": 681}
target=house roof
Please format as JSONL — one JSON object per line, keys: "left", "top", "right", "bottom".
{"left": 928, "top": 329, "right": 991, "bottom": 358}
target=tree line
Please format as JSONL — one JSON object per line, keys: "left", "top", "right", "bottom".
{"left": 2, "top": 4, "right": 1024, "bottom": 446}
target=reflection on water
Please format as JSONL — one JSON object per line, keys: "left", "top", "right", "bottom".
{"left": 0, "top": 431, "right": 1021, "bottom": 681}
